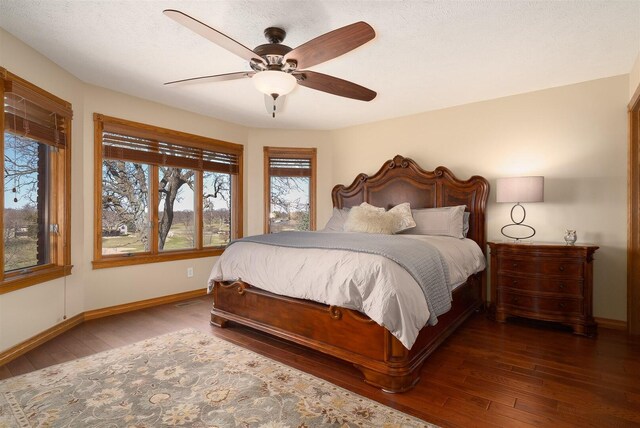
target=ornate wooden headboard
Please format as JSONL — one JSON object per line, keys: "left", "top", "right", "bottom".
{"left": 331, "top": 154, "right": 490, "bottom": 252}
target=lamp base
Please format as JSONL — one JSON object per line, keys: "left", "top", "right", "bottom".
{"left": 501, "top": 202, "right": 536, "bottom": 240}
{"left": 500, "top": 223, "right": 536, "bottom": 241}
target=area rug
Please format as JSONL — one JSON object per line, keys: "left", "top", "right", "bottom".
{"left": 0, "top": 328, "right": 435, "bottom": 427}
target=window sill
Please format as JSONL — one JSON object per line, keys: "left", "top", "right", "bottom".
{"left": 92, "top": 247, "right": 225, "bottom": 269}
{"left": 0, "top": 265, "right": 73, "bottom": 295}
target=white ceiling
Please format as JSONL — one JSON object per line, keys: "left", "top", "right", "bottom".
{"left": 1, "top": 1, "right": 639, "bottom": 130}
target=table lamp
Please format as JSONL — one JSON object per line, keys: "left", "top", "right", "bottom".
{"left": 496, "top": 176, "right": 544, "bottom": 240}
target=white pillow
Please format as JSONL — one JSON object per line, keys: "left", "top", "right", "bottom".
{"left": 344, "top": 202, "right": 416, "bottom": 234}
{"left": 403, "top": 205, "right": 466, "bottom": 238}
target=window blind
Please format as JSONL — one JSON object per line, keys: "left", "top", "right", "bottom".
{"left": 3, "top": 82, "right": 71, "bottom": 148}
{"left": 268, "top": 157, "right": 312, "bottom": 177}
{"left": 101, "top": 131, "right": 240, "bottom": 174}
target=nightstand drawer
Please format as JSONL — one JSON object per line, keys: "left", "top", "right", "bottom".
{"left": 498, "top": 257, "right": 582, "bottom": 277}
{"left": 498, "top": 275, "right": 582, "bottom": 296}
{"left": 499, "top": 290, "right": 582, "bottom": 316}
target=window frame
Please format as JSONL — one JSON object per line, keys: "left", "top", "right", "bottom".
{"left": 263, "top": 146, "right": 317, "bottom": 234}
{"left": 93, "top": 114, "right": 243, "bottom": 269}
{"left": 0, "top": 68, "right": 73, "bottom": 295}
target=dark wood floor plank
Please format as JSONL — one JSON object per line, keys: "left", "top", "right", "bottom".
{"left": 1, "top": 295, "right": 639, "bottom": 428}
{"left": 0, "top": 364, "right": 12, "bottom": 380}
{"left": 65, "top": 324, "right": 115, "bottom": 354}
{"left": 2, "top": 355, "right": 36, "bottom": 378}
{"left": 53, "top": 331, "right": 99, "bottom": 359}
{"left": 442, "top": 397, "right": 532, "bottom": 428}
{"left": 24, "top": 338, "right": 77, "bottom": 369}
{"left": 488, "top": 401, "right": 574, "bottom": 428}
{"left": 420, "top": 378, "right": 490, "bottom": 409}
{"left": 557, "top": 400, "right": 640, "bottom": 428}
{"left": 533, "top": 362, "right": 640, "bottom": 394}
{"left": 434, "top": 371, "right": 518, "bottom": 408}
{"left": 515, "top": 396, "right": 606, "bottom": 428}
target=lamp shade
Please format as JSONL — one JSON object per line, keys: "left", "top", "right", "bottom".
{"left": 252, "top": 71, "right": 297, "bottom": 97}
{"left": 496, "top": 176, "right": 544, "bottom": 203}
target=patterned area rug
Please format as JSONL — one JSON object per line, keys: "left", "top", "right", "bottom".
{"left": 0, "top": 329, "right": 436, "bottom": 427}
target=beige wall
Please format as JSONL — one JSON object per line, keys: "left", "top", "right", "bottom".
{"left": 630, "top": 52, "right": 640, "bottom": 102}
{"left": 330, "top": 75, "right": 629, "bottom": 321}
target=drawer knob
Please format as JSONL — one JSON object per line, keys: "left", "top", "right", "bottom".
{"left": 511, "top": 297, "right": 520, "bottom": 304}
{"left": 512, "top": 262, "right": 518, "bottom": 268}
{"left": 559, "top": 265, "right": 565, "bottom": 272}
{"left": 512, "top": 280, "right": 519, "bottom": 286}
{"left": 559, "top": 282, "right": 565, "bottom": 289}
{"left": 559, "top": 302, "right": 566, "bottom": 309}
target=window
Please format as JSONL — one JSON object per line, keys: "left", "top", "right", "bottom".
{"left": 93, "top": 114, "right": 243, "bottom": 268}
{"left": 0, "top": 68, "right": 72, "bottom": 294}
{"left": 264, "top": 147, "right": 316, "bottom": 233}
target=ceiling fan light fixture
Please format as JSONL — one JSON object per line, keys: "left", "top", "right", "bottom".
{"left": 252, "top": 71, "right": 297, "bottom": 97}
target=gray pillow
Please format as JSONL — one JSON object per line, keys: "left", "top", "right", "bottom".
{"left": 321, "top": 207, "right": 350, "bottom": 232}
{"left": 401, "top": 205, "right": 467, "bottom": 238}
{"left": 463, "top": 211, "right": 470, "bottom": 237}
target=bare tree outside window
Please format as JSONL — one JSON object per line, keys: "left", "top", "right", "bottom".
{"left": 158, "top": 167, "right": 195, "bottom": 251}
{"left": 3, "top": 133, "right": 49, "bottom": 271}
{"left": 203, "top": 172, "right": 231, "bottom": 247}
{"left": 101, "top": 160, "right": 150, "bottom": 255}
{"left": 269, "top": 176, "right": 310, "bottom": 233}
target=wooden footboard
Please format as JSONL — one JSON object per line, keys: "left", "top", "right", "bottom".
{"left": 211, "top": 273, "right": 482, "bottom": 393}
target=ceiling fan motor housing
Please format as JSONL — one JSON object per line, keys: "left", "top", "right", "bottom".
{"left": 264, "top": 27, "right": 286, "bottom": 44}
{"left": 251, "top": 27, "right": 294, "bottom": 71}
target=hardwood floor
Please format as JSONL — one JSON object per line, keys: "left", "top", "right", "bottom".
{"left": 1, "top": 295, "right": 639, "bottom": 427}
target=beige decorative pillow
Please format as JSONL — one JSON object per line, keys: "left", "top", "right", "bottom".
{"left": 388, "top": 202, "right": 416, "bottom": 232}
{"left": 359, "top": 202, "right": 385, "bottom": 212}
{"left": 344, "top": 202, "right": 415, "bottom": 234}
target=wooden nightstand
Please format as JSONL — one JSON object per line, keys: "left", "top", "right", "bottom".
{"left": 488, "top": 241, "right": 599, "bottom": 335}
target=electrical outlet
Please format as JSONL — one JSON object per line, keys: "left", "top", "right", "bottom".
{"left": 187, "top": 267, "right": 194, "bottom": 278}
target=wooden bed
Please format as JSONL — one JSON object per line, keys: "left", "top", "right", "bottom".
{"left": 210, "top": 154, "right": 490, "bottom": 392}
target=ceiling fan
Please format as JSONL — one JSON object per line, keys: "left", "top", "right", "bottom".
{"left": 163, "top": 9, "right": 377, "bottom": 118}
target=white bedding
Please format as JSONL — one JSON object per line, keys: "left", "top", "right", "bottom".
{"left": 207, "top": 234, "right": 486, "bottom": 349}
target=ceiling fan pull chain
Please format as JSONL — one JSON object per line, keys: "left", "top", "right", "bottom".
{"left": 272, "top": 94, "right": 278, "bottom": 118}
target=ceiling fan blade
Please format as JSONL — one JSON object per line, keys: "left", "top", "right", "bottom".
{"left": 164, "top": 71, "right": 254, "bottom": 86}
{"left": 163, "top": 9, "right": 265, "bottom": 64}
{"left": 264, "top": 94, "right": 287, "bottom": 118}
{"left": 295, "top": 71, "right": 376, "bottom": 101}
{"left": 284, "top": 21, "right": 375, "bottom": 70}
